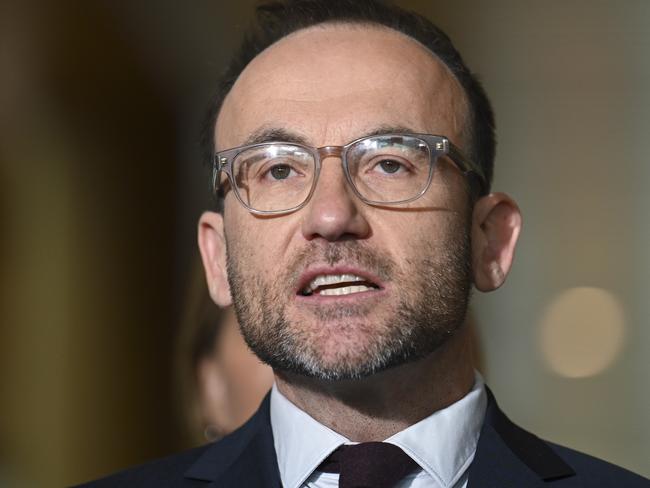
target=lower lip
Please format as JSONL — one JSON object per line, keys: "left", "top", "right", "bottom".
{"left": 295, "top": 287, "right": 387, "bottom": 304}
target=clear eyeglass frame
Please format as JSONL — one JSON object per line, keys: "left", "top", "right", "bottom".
{"left": 212, "top": 133, "right": 487, "bottom": 215}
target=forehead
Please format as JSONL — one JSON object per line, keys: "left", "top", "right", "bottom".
{"left": 216, "top": 23, "right": 467, "bottom": 148}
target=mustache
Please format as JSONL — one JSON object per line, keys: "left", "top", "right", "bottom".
{"left": 286, "top": 240, "right": 397, "bottom": 287}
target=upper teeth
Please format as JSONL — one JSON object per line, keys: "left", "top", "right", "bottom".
{"left": 303, "top": 274, "right": 371, "bottom": 295}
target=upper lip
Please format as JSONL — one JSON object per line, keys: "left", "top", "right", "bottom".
{"left": 296, "top": 266, "right": 385, "bottom": 296}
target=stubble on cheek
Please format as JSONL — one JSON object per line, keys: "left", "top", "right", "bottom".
{"left": 224, "top": 210, "right": 473, "bottom": 380}
{"left": 224, "top": 236, "right": 401, "bottom": 375}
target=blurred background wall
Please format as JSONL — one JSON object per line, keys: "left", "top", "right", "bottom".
{"left": 1, "top": 0, "right": 648, "bottom": 486}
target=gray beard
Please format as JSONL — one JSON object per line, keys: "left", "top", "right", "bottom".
{"left": 226, "top": 225, "right": 472, "bottom": 381}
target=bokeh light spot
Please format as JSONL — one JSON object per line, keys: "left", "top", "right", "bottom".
{"left": 539, "top": 286, "right": 625, "bottom": 378}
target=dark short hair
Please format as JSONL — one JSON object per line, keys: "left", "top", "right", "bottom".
{"left": 201, "top": 0, "right": 495, "bottom": 211}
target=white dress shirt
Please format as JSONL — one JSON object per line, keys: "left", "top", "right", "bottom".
{"left": 270, "top": 371, "right": 487, "bottom": 488}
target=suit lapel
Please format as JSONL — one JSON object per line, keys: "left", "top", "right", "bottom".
{"left": 468, "top": 388, "right": 575, "bottom": 487}
{"left": 184, "top": 393, "right": 282, "bottom": 488}
{"left": 183, "top": 386, "right": 577, "bottom": 487}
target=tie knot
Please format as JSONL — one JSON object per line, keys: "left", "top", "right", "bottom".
{"left": 317, "top": 442, "right": 419, "bottom": 488}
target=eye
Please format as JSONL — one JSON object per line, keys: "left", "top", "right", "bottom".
{"left": 367, "top": 157, "right": 412, "bottom": 176}
{"left": 376, "top": 159, "right": 403, "bottom": 174}
{"left": 267, "top": 164, "right": 294, "bottom": 180}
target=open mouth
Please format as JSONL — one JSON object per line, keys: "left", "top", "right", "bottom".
{"left": 299, "top": 273, "right": 381, "bottom": 297}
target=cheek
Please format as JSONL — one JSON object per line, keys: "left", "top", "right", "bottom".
{"left": 370, "top": 214, "right": 430, "bottom": 263}
{"left": 224, "top": 210, "right": 297, "bottom": 277}
{"left": 380, "top": 211, "right": 464, "bottom": 261}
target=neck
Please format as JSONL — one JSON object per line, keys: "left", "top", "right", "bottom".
{"left": 274, "top": 324, "right": 475, "bottom": 442}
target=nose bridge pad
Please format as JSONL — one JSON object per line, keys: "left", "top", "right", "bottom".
{"left": 314, "top": 145, "right": 352, "bottom": 196}
{"left": 317, "top": 145, "right": 344, "bottom": 159}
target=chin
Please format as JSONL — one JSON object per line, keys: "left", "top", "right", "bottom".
{"left": 286, "top": 335, "right": 420, "bottom": 381}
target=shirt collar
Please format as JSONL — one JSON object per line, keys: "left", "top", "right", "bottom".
{"left": 270, "top": 371, "right": 487, "bottom": 488}
{"left": 271, "top": 384, "right": 348, "bottom": 488}
{"left": 385, "top": 372, "right": 487, "bottom": 486}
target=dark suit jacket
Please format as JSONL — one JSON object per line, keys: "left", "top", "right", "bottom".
{"left": 77, "top": 389, "right": 649, "bottom": 487}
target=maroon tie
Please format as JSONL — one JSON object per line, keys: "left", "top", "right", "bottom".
{"left": 316, "top": 442, "right": 419, "bottom": 488}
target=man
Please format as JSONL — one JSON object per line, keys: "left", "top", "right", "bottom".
{"left": 80, "top": 0, "right": 648, "bottom": 486}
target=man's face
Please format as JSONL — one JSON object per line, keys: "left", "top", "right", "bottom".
{"left": 213, "top": 24, "right": 474, "bottom": 380}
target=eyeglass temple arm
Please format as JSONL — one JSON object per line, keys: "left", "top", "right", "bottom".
{"left": 447, "top": 143, "right": 488, "bottom": 196}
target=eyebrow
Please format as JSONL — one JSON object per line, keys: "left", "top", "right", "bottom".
{"left": 241, "top": 124, "right": 419, "bottom": 147}
{"left": 242, "top": 127, "right": 309, "bottom": 146}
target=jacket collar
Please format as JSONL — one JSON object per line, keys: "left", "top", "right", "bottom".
{"left": 183, "top": 386, "right": 576, "bottom": 487}
{"left": 468, "top": 387, "right": 575, "bottom": 487}
{"left": 184, "top": 393, "right": 281, "bottom": 488}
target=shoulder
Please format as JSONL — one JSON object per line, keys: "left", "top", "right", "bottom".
{"left": 547, "top": 442, "right": 649, "bottom": 487}
{"left": 74, "top": 394, "right": 278, "bottom": 487}
{"left": 73, "top": 444, "right": 213, "bottom": 488}
{"left": 474, "top": 387, "right": 649, "bottom": 487}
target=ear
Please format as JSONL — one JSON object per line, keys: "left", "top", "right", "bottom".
{"left": 471, "top": 192, "right": 522, "bottom": 292}
{"left": 198, "top": 211, "right": 232, "bottom": 307}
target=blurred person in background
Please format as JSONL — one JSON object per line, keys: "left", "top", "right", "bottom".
{"left": 176, "top": 260, "right": 274, "bottom": 445}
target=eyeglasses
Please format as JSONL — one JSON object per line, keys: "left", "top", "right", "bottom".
{"left": 213, "top": 133, "right": 487, "bottom": 215}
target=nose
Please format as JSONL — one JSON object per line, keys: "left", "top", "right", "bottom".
{"left": 300, "top": 156, "right": 371, "bottom": 242}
